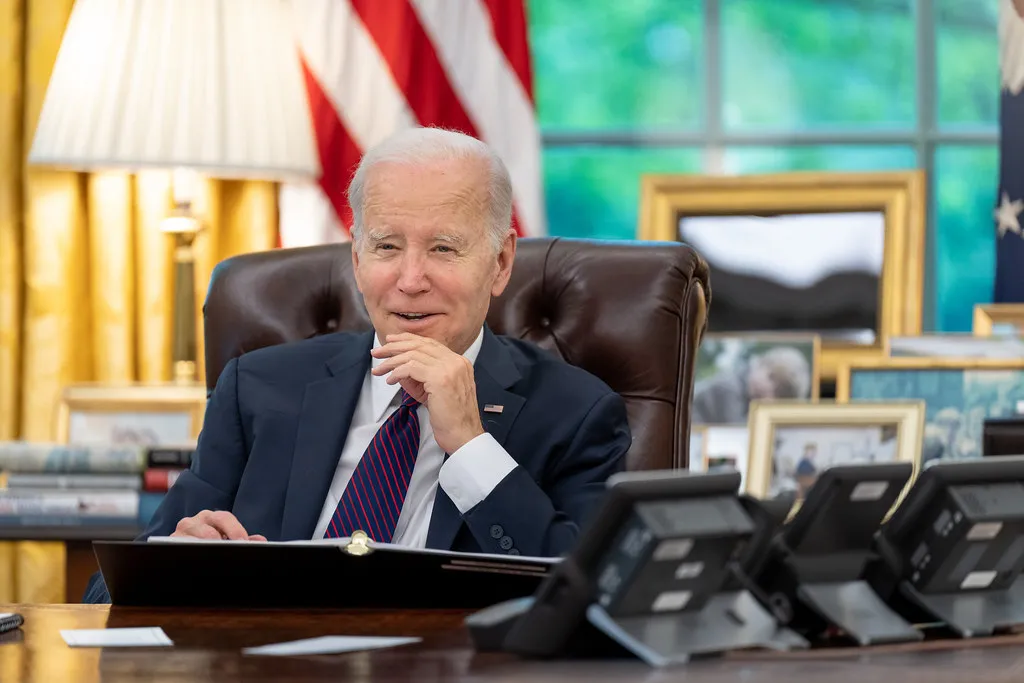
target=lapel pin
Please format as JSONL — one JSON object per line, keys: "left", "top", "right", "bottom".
{"left": 484, "top": 404, "right": 504, "bottom": 414}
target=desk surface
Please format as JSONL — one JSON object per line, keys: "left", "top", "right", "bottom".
{"left": 2, "top": 603, "right": 1024, "bottom": 682}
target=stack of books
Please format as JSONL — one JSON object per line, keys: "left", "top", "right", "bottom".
{"left": 0, "top": 441, "right": 194, "bottom": 534}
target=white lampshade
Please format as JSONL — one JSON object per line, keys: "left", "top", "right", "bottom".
{"left": 28, "top": 0, "right": 320, "bottom": 181}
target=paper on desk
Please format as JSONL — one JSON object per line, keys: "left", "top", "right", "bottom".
{"left": 61, "top": 627, "right": 173, "bottom": 648}
{"left": 242, "top": 635, "right": 421, "bottom": 656}
{"left": 145, "top": 536, "right": 560, "bottom": 565}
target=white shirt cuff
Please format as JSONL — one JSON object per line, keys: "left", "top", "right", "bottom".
{"left": 438, "top": 432, "right": 518, "bottom": 514}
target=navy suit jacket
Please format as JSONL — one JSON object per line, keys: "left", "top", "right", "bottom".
{"left": 83, "top": 326, "right": 630, "bottom": 603}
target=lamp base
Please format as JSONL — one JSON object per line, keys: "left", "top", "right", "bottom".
{"left": 174, "top": 360, "right": 198, "bottom": 385}
{"left": 163, "top": 200, "right": 201, "bottom": 386}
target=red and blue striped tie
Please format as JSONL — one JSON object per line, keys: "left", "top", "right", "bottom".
{"left": 324, "top": 390, "right": 421, "bottom": 542}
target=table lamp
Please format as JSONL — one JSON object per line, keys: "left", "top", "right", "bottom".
{"left": 27, "top": 0, "right": 321, "bottom": 384}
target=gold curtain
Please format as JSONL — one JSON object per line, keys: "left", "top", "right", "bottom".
{"left": 0, "top": 0, "right": 278, "bottom": 603}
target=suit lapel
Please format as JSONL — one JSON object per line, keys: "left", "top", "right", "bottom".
{"left": 280, "top": 332, "right": 373, "bottom": 540}
{"left": 426, "top": 327, "right": 524, "bottom": 550}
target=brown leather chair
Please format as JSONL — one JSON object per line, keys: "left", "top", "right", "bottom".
{"left": 203, "top": 237, "right": 711, "bottom": 470}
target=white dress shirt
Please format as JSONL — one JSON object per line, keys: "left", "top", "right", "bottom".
{"left": 311, "top": 328, "right": 519, "bottom": 545}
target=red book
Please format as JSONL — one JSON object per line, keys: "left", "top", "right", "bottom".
{"left": 143, "top": 468, "right": 183, "bottom": 493}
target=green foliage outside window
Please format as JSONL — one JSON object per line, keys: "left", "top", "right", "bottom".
{"left": 528, "top": 0, "right": 999, "bottom": 331}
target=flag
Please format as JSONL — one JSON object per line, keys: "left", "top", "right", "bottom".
{"left": 995, "top": 0, "right": 1024, "bottom": 301}
{"left": 279, "top": 0, "right": 546, "bottom": 247}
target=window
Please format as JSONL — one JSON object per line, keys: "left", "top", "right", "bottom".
{"left": 530, "top": 0, "right": 999, "bottom": 332}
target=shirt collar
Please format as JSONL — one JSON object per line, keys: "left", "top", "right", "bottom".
{"left": 370, "top": 328, "right": 485, "bottom": 421}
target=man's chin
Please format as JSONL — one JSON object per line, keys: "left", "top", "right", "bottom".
{"left": 381, "top": 315, "right": 447, "bottom": 341}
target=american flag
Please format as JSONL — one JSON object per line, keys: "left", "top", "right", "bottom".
{"left": 995, "top": 0, "right": 1024, "bottom": 301}
{"left": 279, "top": 0, "right": 546, "bottom": 247}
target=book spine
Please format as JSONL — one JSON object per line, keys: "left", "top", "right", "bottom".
{"left": 0, "top": 490, "right": 139, "bottom": 518}
{"left": 0, "top": 442, "right": 146, "bottom": 473}
{"left": 0, "top": 473, "right": 142, "bottom": 490}
{"left": 145, "top": 447, "right": 194, "bottom": 468}
{"left": 142, "top": 468, "right": 183, "bottom": 492}
{"left": 0, "top": 515, "right": 139, "bottom": 526}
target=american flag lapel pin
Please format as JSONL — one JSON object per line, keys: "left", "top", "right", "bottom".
{"left": 484, "top": 404, "right": 504, "bottom": 414}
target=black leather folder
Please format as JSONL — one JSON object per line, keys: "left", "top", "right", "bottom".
{"left": 93, "top": 540, "right": 555, "bottom": 609}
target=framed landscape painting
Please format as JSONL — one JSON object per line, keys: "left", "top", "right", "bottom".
{"left": 639, "top": 170, "right": 925, "bottom": 380}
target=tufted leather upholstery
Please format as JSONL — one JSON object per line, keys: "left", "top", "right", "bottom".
{"left": 203, "top": 237, "right": 711, "bottom": 470}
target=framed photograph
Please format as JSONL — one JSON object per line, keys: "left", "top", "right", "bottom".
{"left": 56, "top": 383, "right": 207, "bottom": 445}
{"left": 745, "top": 401, "right": 925, "bottom": 502}
{"left": 688, "top": 424, "right": 750, "bottom": 489}
{"left": 835, "top": 357, "right": 1024, "bottom": 463}
{"left": 886, "top": 334, "right": 1024, "bottom": 359}
{"left": 688, "top": 426, "right": 705, "bottom": 471}
{"left": 693, "top": 332, "right": 820, "bottom": 425}
{"left": 638, "top": 170, "right": 925, "bottom": 380}
{"left": 972, "top": 304, "right": 1024, "bottom": 337}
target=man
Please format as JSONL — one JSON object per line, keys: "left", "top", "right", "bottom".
{"left": 83, "top": 127, "right": 630, "bottom": 603}
{"left": 691, "top": 345, "right": 811, "bottom": 424}
{"left": 794, "top": 443, "right": 819, "bottom": 497}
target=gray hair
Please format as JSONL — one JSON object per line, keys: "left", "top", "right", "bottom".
{"left": 347, "top": 127, "right": 513, "bottom": 252}
{"left": 750, "top": 347, "right": 811, "bottom": 399}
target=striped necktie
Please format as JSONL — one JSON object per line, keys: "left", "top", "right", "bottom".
{"left": 323, "top": 390, "right": 421, "bottom": 542}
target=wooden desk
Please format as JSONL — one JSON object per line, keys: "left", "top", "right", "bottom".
{"left": 3, "top": 603, "right": 1024, "bottom": 682}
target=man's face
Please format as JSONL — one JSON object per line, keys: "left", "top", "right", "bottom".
{"left": 352, "top": 157, "right": 515, "bottom": 355}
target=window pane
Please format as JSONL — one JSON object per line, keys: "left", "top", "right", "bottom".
{"left": 543, "top": 147, "right": 702, "bottom": 240}
{"left": 528, "top": 0, "right": 703, "bottom": 129}
{"left": 936, "top": 0, "right": 998, "bottom": 126}
{"left": 722, "top": 0, "right": 915, "bottom": 130}
{"left": 723, "top": 145, "right": 917, "bottom": 174}
{"left": 934, "top": 145, "right": 998, "bottom": 332}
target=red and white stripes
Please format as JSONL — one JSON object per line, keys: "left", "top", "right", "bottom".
{"left": 279, "top": 0, "right": 545, "bottom": 247}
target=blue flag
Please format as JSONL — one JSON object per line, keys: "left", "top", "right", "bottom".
{"left": 995, "top": 1, "right": 1024, "bottom": 302}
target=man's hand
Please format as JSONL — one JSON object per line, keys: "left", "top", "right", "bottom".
{"left": 371, "top": 333, "right": 484, "bottom": 454}
{"left": 170, "top": 510, "right": 267, "bottom": 541}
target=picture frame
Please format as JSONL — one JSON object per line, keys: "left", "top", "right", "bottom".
{"left": 688, "top": 424, "right": 750, "bottom": 489}
{"left": 835, "top": 357, "right": 1024, "bottom": 462}
{"left": 972, "top": 304, "right": 1024, "bottom": 337}
{"left": 638, "top": 170, "right": 926, "bottom": 380}
{"left": 745, "top": 400, "right": 925, "bottom": 502}
{"left": 885, "top": 333, "right": 1024, "bottom": 359}
{"left": 693, "top": 332, "right": 821, "bottom": 425}
{"left": 56, "top": 383, "right": 207, "bottom": 445}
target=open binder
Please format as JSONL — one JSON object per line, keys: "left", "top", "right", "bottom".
{"left": 93, "top": 535, "right": 556, "bottom": 609}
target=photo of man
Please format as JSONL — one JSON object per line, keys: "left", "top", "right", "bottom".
{"left": 691, "top": 336, "right": 818, "bottom": 425}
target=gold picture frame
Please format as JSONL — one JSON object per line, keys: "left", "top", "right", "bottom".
{"left": 638, "top": 170, "right": 926, "bottom": 380}
{"left": 745, "top": 400, "right": 925, "bottom": 503}
{"left": 972, "top": 304, "right": 1024, "bottom": 337}
{"left": 56, "top": 383, "right": 207, "bottom": 445}
{"left": 835, "top": 356, "right": 1024, "bottom": 401}
{"left": 836, "top": 357, "right": 1024, "bottom": 462}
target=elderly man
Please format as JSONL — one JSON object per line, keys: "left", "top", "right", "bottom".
{"left": 82, "top": 127, "right": 631, "bottom": 603}
{"left": 691, "top": 345, "right": 811, "bottom": 425}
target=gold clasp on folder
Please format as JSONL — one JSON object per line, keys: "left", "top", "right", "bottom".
{"left": 343, "top": 530, "right": 374, "bottom": 556}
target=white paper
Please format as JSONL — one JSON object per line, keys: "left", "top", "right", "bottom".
{"left": 145, "top": 536, "right": 560, "bottom": 565}
{"left": 61, "top": 627, "right": 173, "bottom": 648}
{"left": 146, "top": 536, "right": 353, "bottom": 547}
{"left": 242, "top": 635, "right": 421, "bottom": 656}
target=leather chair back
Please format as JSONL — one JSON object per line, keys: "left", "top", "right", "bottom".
{"left": 203, "top": 237, "right": 711, "bottom": 469}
